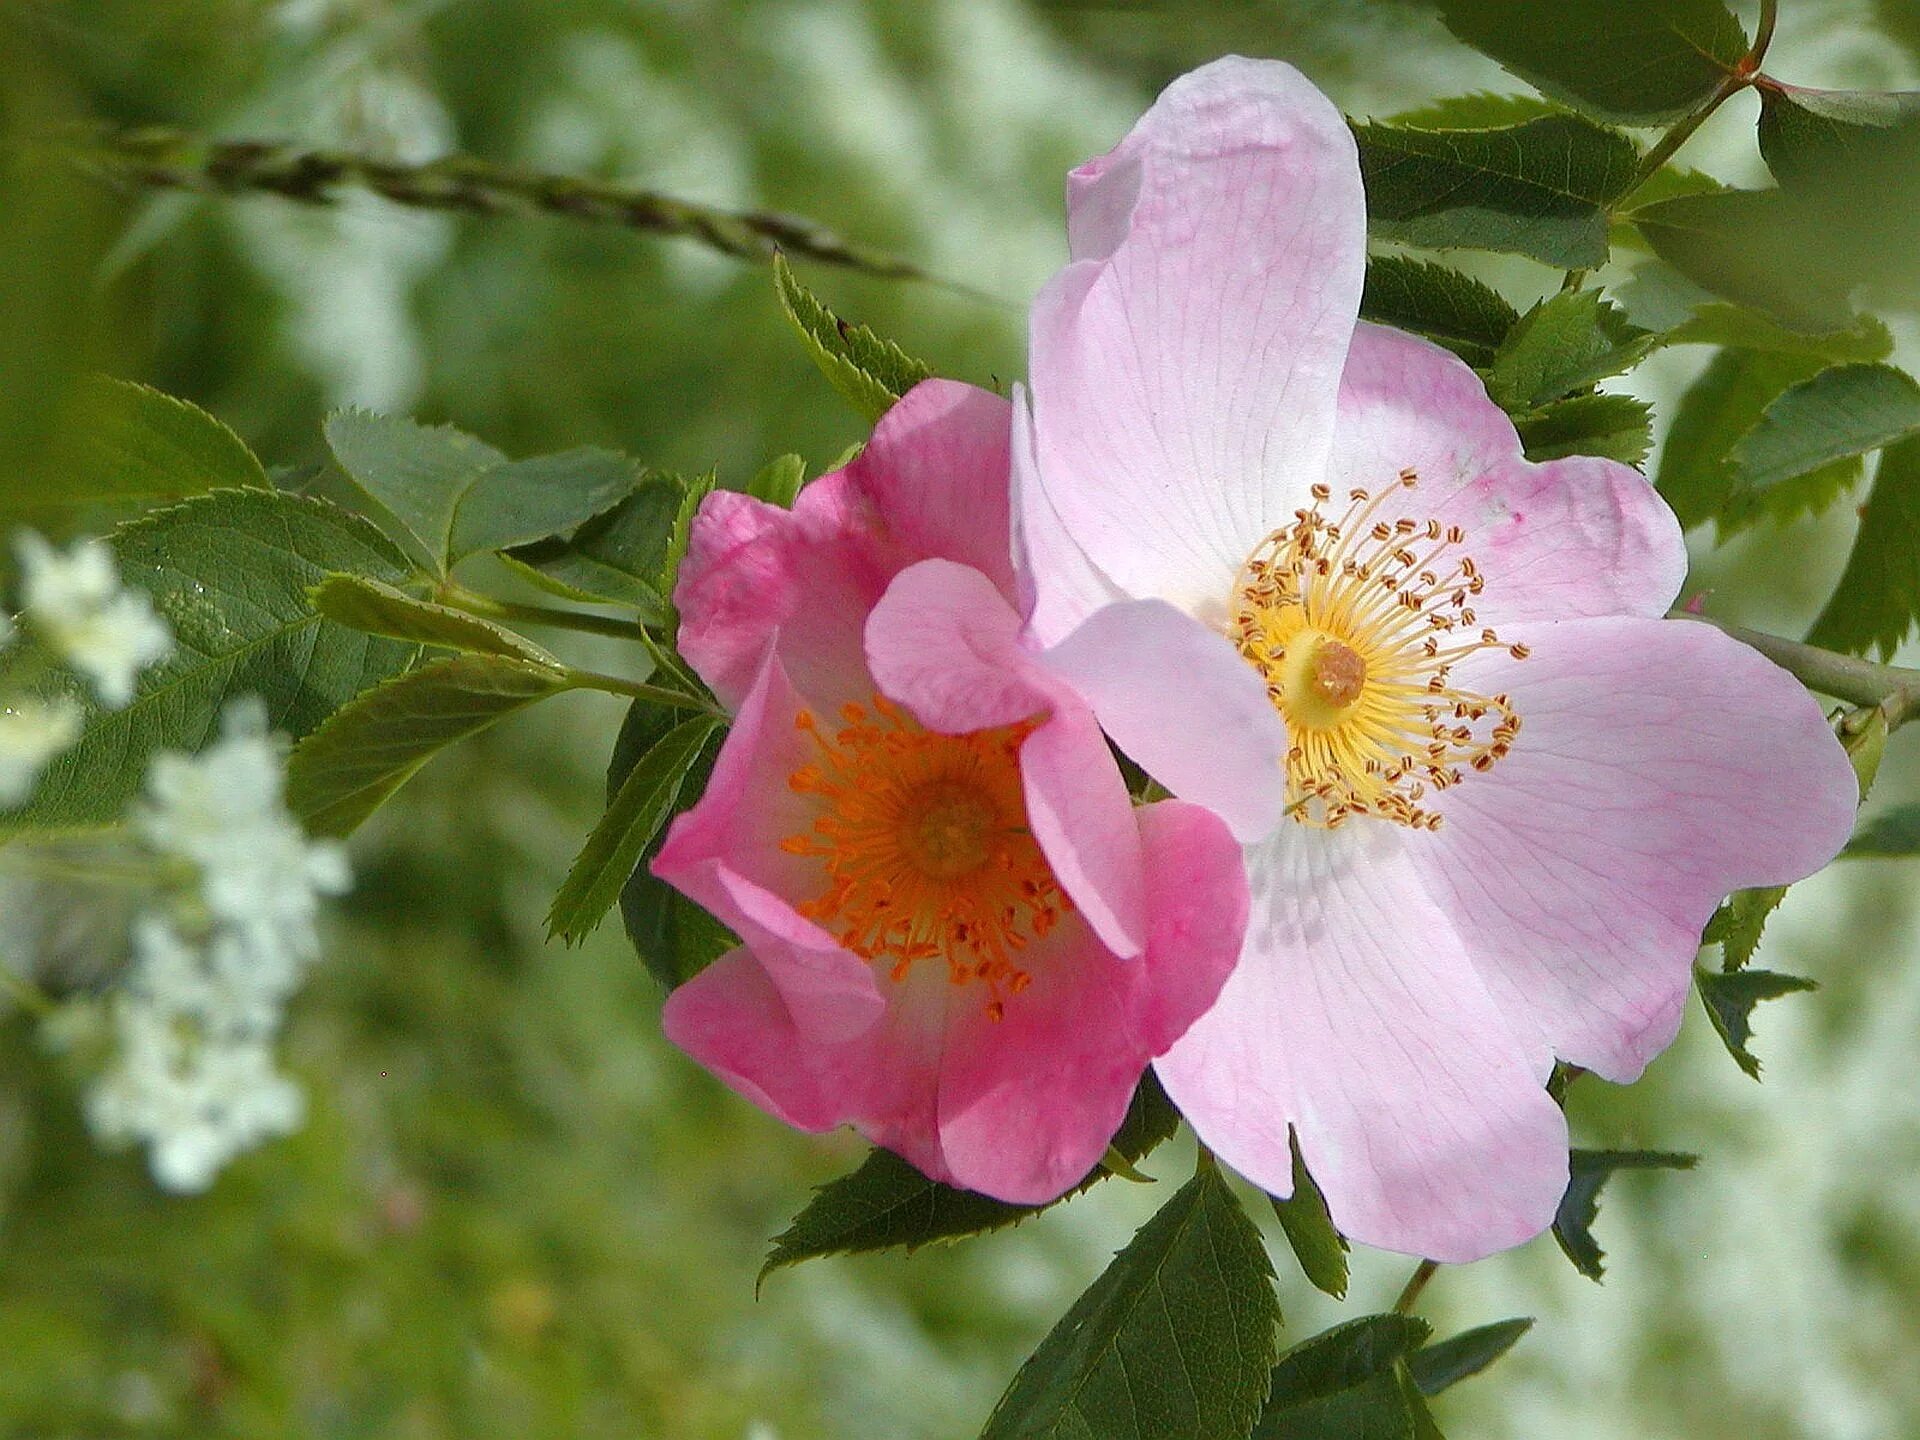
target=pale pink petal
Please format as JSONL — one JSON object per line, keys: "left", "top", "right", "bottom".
{"left": 1041, "top": 599, "right": 1289, "bottom": 844}
{"left": 1157, "top": 823, "right": 1569, "bottom": 1263}
{"left": 846, "top": 379, "right": 1018, "bottom": 598}
{"left": 674, "top": 379, "right": 1017, "bottom": 710}
{"left": 1010, "top": 384, "right": 1127, "bottom": 646}
{"left": 1419, "top": 615, "right": 1858, "bottom": 1081}
{"left": 1025, "top": 57, "right": 1366, "bottom": 614}
{"left": 936, "top": 799, "right": 1247, "bottom": 1201}
{"left": 866, "top": 557, "right": 1147, "bottom": 960}
{"left": 1330, "top": 323, "right": 1688, "bottom": 626}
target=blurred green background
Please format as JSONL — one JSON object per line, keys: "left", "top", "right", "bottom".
{"left": 2, "top": 0, "right": 1918, "bottom": 1435}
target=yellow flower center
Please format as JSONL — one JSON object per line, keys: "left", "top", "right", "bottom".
{"left": 779, "top": 696, "right": 1067, "bottom": 1019}
{"left": 1231, "top": 470, "right": 1526, "bottom": 831}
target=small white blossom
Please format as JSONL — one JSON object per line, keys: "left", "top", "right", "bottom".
{"left": 84, "top": 703, "right": 348, "bottom": 1192}
{"left": 0, "top": 698, "right": 82, "bottom": 806}
{"left": 16, "top": 532, "right": 172, "bottom": 708}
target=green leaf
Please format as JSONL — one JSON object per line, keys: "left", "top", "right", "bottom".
{"left": 1353, "top": 116, "right": 1642, "bottom": 268}
{"left": 1843, "top": 802, "right": 1920, "bottom": 858}
{"left": 1268, "top": 1134, "right": 1349, "bottom": 1300}
{"left": 325, "top": 411, "right": 641, "bottom": 570}
{"left": 1712, "top": 884, "right": 1792, "bottom": 971}
{"left": 1553, "top": 1149, "right": 1696, "bottom": 1281}
{"left": 773, "top": 253, "right": 931, "bottom": 424}
{"left": 1664, "top": 304, "right": 1893, "bottom": 363}
{"left": 0, "top": 489, "right": 418, "bottom": 837}
{"left": 981, "top": 1156, "right": 1280, "bottom": 1440}
{"left": 1431, "top": 0, "right": 1748, "bottom": 125}
{"left": 1408, "top": 1319, "right": 1533, "bottom": 1397}
{"left": 1809, "top": 437, "right": 1920, "bottom": 658}
{"left": 661, "top": 470, "right": 719, "bottom": 617}
{"left": 1878, "top": 0, "right": 1920, "bottom": 59}
{"left": 1387, "top": 92, "right": 1559, "bottom": 130}
{"left": 1359, "top": 256, "right": 1519, "bottom": 368}
{"left": 1758, "top": 85, "right": 1920, "bottom": 190}
{"left": 500, "top": 471, "right": 685, "bottom": 620}
{"left": 5, "top": 375, "right": 268, "bottom": 522}
{"left": 1255, "top": 1315, "right": 1436, "bottom": 1440}
{"left": 1487, "top": 289, "right": 1658, "bottom": 411}
{"left": 1634, "top": 190, "right": 1860, "bottom": 332}
{"left": 1656, "top": 348, "right": 1826, "bottom": 532}
{"left": 1698, "top": 968, "right": 1818, "bottom": 1080}
{"left": 1512, "top": 393, "right": 1652, "bottom": 464}
{"left": 324, "top": 409, "right": 507, "bottom": 572}
{"left": 747, "top": 453, "right": 807, "bottom": 507}
{"left": 764, "top": 1074, "right": 1180, "bottom": 1276}
{"left": 286, "top": 653, "right": 570, "bottom": 837}
{"left": 610, "top": 696, "right": 735, "bottom": 988}
{"left": 309, "top": 574, "right": 558, "bottom": 665}
{"left": 547, "top": 714, "right": 719, "bottom": 945}
{"left": 445, "top": 446, "right": 642, "bottom": 563}
{"left": 1729, "top": 364, "right": 1920, "bottom": 507}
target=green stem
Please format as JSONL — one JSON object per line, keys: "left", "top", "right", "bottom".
{"left": 1392, "top": 1259, "right": 1440, "bottom": 1316}
{"left": 442, "top": 588, "right": 654, "bottom": 643}
{"left": 563, "top": 668, "right": 723, "bottom": 715}
{"left": 1752, "top": 0, "right": 1780, "bottom": 71}
{"left": 1673, "top": 613, "right": 1920, "bottom": 727}
{"left": 52, "top": 125, "right": 931, "bottom": 284}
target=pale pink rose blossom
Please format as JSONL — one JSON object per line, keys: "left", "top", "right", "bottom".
{"left": 653, "top": 380, "right": 1249, "bottom": 1204}
{"left": 1014, "top": 58, "right": 1859, "bottom": 1260}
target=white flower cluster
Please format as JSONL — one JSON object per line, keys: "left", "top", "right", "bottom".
{"left": 0, "top": 532, "right": 173, "bottom": 806}
{"left": 86, "top": 703, "right": 351, "bottom": 1192}
{"left": 15, "top": 532, "right": 173, "bottom": 709}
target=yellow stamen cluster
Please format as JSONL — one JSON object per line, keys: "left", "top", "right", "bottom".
{"left": 779, "top": 696, "right": 1066, "bottom": 1019}
{"left": 1231, "top": 470, "right": 1526, "bottom": 830}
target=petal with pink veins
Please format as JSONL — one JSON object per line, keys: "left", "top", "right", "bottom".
{"left": 1420, "top": 614, "right": 1859, "bottom": 1082}
{"left": 1328, "top": 323, "right": 1688, "bottom": 626}
{"left": 1025, "top": 57, "right": 1367, "bottom": 617}
{"left": 1157, "top": 821, "right": 1570, "bottom": 1263}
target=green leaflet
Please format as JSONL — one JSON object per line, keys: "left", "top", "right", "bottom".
{"left": 1254, "top": 1315, "right": 1438, "bottom": 1440}
{"left": 309, "top": 574, "right": 558, "bottom": 665}
{"left": 1843, "top": 802, "right": 1920, "bottom": 858}
{"left": 1729, "top": 363, "right": 1920, "bottom": 499}
{"left": 1352, "top": 115, "right": 1641, "bottom": 268}
{"left": 4, "top": 375, "right": 268, "bottom": 525}
{"left": 980, "top": 1156, "right": 1279, "bottom": 1440}
{"left": 1655, "top": 349, "right": 1827, "bottom": 533}
{"left": 1407, "top": 1319, "right": 1533, "bottom": 1397}
{"left": 325, "top": 410, "right": 643, "bottom": 572}
{"left": 1553, "top": 1149, "right": 1697, "bottom": 1281}
{"left": 547, "top": 714, "right": 719, "bottom": 945}
{"left": 0, "top": 488, "right": 418, "bottom": 836}
{"left": 1634, "top": 189, "right": 1861, "bottom": 333}
{"left": 1810, "top": 437, "right": 1920, "bottom": 659}
{"left": 1358, "top": 256, "right": 1519, "bottom": 368}
{"left": 1512, "top": 393, "right": 1652, "bottom": 465}
{"left": 773, "top": 253, "right": 931, "bottom": 423}
{"left": 1431, "top": 0, "right": 1748, "bottom": 125}
{"left": 1698, "top": 968, "right": 1819, "bottom": 1080}
{"left": 285, "top": 653, "right": 572, "bottom": 838}
{"left": 746, "top": 453, "right": 807, "bottom": 507}
{"left": 763, "top": 1075, "right": 1179, "bottom": 1276}
{"left": 501, "top": 471, "right": 688, "bottom": 620}
{"left": 1663, "top": 304, "right": 1893, "bottom": 364}
{"left": 1486, "top": 288, "right": 1657, "bottom": 411}
{"left": 1268, "top": 1133, "right": 1349, "bottom": 1300}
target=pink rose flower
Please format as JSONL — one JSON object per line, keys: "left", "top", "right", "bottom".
{"left": 1014, "top": 58, "right": 1859, "bottom": 1259}
{"left": 654, "top": 380, "right": 1249, "bottom": 1204}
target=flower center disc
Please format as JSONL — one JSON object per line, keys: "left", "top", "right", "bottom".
{"left": 779, "top": 697, "right": 1068, "bottom": 1017}
{"left": 1230, "top": 471, "right": 1527, "bottom": 831}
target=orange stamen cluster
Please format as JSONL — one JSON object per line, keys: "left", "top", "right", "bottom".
{"left": 779, "top": 696, "right": 1067, "bottom": 1019}
{"left": 1231, "top": 469, "right": 1526, "bottom": 830}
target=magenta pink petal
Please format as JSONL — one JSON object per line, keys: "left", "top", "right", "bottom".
{"left": 1157, "top": 823, "right": 1570, "bottom": 1263}
{"left": 1024, "top": 57, "right": 1366, "bottom": 614}
{"left": 1422, "top": 614, "right": 1858, "bottom": 1081}
{"left": 1330, "top": 323, "right": 1688, "bottom": 625}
